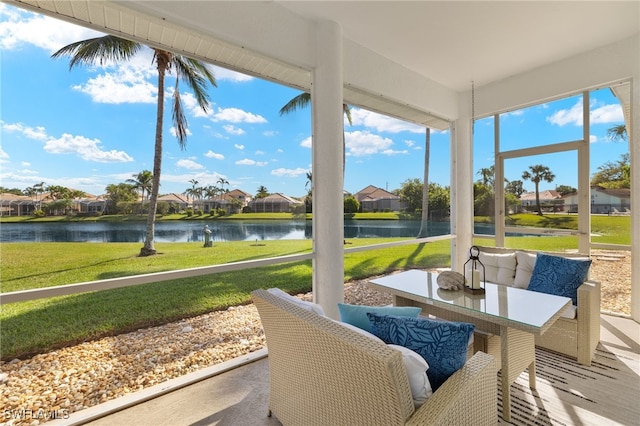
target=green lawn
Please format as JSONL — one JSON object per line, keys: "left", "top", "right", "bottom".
{"left": 0, "top": 238, "right": 449, "bottom": 359}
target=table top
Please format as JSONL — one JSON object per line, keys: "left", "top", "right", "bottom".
{"left": 369, "top": 269, "right": 572, "bottom": 334}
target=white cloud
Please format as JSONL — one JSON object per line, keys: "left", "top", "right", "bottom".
{"left": 300, "top": 136, "right": 312, "bottom": 148}
{"left": 223, "top": 124, "right": 245, "bottom": 135}
{"left": 236, "top": 158, "right": 267, "bottom": 166}
{"left": 204, "top": 150, "right": 224, "bottom": 160}
{"left": 0, "top": 146, "right": 8, "bottom": 163}
{"left": 547, "top": 99, "right": 623, "bottom": 126}
{"left": 381, "top": 149, "right": 409, "bottom": 156}
{"left": 212, "top": 107, "right": 267, "bottom": 123}
{"left": 176, "top": 159, "right": 204, "bottom": 170}
{"left": 44, "top": 133, "right": 134, "bottom": 163}
{"left": 271, "top": 167, "right": 308, "bottom": 177}
{"left": 277, "top": 148, "right": 284, "bottom": 153}
{"left": 263, "top": 130, "right": 278, "bottom": 137}
{"left": 73, "top": 65, "right": 157, "bottom": 104}
{"left": 345, "top": 131, "right": 397, "bottom": 157}
{"left": 234, "top": 144, "right": 245, "bottom": 150}
{"left": 2, "top": 121, "right": 133, "bottom": 163}
{"left": 211, "top": 66, "right": 254, "bottom": 82}
{"left": 0, "top": 5, "right": 103, "bottom": 53}
{"left": 404, "top": 140, "right": 415, "bottom": 148}
{"left": 2, "top": 122, "right": 48, "bottom": 141}
{"left": 350, "top": 108, "right": 424, "bottom": 133}
{"left": 255, "top": 150, "right": 266, "bottom": 155}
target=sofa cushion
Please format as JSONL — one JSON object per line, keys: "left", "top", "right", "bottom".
{"left": 477, "top": 251, "right": 517, "bottom": 286}
{"left": 267, "top": 288, "right": 326, "bottom": 316}
{"left": 388, "top": 344, "right": 433, "bottom": 408}
{"left": 514, "top": 251, "right": 537, "bottom": 288}
{"left": 367, "top": 313, "right": 475, "bottom": 391}
{"left": 338, "top": 303, "right": 421, "bottom": 333}
{"left": 527, "top": 253, "right": 592, "bottom": 305}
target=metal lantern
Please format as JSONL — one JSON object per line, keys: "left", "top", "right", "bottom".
{"left": 463, "top": 246, "right": 486, "bottom": 294}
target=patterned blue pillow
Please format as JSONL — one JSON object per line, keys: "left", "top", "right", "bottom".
{"left": 528, "top": 253, "right": 591, "bottom": 305}
{"left": 367, "top": 313, "right": 474, "bottom": 391}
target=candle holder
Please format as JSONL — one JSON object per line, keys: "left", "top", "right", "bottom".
{"left": 464, "top": 246, "right": 485, "bottom": 295}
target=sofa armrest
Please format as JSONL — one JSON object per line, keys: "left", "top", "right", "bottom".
{"left": 406, "top": 351, "right": 498, "bottom": 426}
{"left": 576, "top": 280, "right": 601, "bottom": 365}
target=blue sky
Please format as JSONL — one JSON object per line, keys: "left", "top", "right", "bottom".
{"left": 0, "top": 4, "right": 628, "bottom": 198}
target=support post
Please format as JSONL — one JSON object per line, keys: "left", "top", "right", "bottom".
{"left": 312, "top": 20, "right": 344, "bottom": 319}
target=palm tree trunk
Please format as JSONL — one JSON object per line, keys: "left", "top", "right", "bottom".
{"left": 417, "top": 128, "right": 430, "bottom": 238}
{"left": 535, "top": 182, "right": 542, "bottom": 215}
{"left": 140, "top": 60, "right": 167, "bottom": 256}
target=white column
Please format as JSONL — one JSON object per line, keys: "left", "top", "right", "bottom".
{"left": 451, "top": 90, "right": 474, "bottom": 272}
{"left": 312, "top": 20, "right": 344, "bottom": 319}
{"left": 631, "top": 47, "right": 640, "bottom": 322}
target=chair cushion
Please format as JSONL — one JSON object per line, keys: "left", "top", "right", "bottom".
{"left": 527, "top": 253, "right": 592, "bottom": 305}
{"left": 338, "top": 303, "right": 421, "bottom": 333}
{"left": 367, "top": 313, "right": 475, "bottom": 391}
{"left": 514, "top": 251, "right": 537, "bottom": 288}
{"left": 388, "top": 344, "right": 433, "bottom": 408}
{"left": 267, "top": 288, "right": 326, "bottom": 316}
{"left": 477, "top": 251, "right": 517, "bottom": 286}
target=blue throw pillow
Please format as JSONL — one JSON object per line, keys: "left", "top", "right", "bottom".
{"left": 337, "top": 303, "right": 421, "bottom": 333}
{"left": 367, "top": 313, "right": 474, "bottom": 391}
{"left": 527, "top": 253, "right": 592, "bottom": 305}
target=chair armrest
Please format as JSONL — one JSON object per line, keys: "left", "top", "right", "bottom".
{"left": 407, "top": 351, "right": 498, "bottom": 426}
{"left": 576, "top": 280, "right": 601, "bottom": 365}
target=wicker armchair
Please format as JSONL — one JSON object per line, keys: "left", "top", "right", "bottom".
{"left": 252, "top": 289, "right": 498, "bottom": 426}
{"left": 476, "top": 246, "right": 601, "bottom": 365}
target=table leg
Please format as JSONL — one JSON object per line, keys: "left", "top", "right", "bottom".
{"left": 500, "top": 327, "right": 536, "bottom": 422}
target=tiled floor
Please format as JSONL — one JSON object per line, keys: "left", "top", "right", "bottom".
{"left": 70, "top": 315, "right": 639, "bottom": 426}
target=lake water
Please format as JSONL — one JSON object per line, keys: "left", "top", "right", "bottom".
{"left": 0, "top": 220, "right": 492, "bottom": 243}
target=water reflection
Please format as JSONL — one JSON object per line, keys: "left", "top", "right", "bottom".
{"left": 0, "top": 220, "right": 485, "bottom": 243}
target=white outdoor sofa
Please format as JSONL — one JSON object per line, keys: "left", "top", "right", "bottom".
{"left": 252, "top": 289, "right": 498, "bottom": 426}
{"left": 475, "top": 246, "right": 601, "bottom": 365}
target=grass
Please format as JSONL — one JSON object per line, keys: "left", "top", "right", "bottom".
{"left": 0, "top": 238, "right": 448, "bottom": 359}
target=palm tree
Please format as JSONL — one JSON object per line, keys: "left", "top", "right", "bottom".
{"left": 256, "top": 185, "right": 269, "bottom": 199}
{"left": 126, "top": 170, "right": 153, "bottom": 214}
{"left": 279, "top": 92, "right": 352, "bottom": 174}
{"left": 53, "top": 35, "right": 217, "bottom": 256}
{"left": 522, "top": 164, "right": 555, "bottom": 215}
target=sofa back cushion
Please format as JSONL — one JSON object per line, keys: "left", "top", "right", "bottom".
{"left": 477, "top": 251, "right": 517, "bottom": 286}
{"left": 514, "top": 251, "right": 538, "bottom": 288}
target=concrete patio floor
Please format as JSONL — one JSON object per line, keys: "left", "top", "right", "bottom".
{"left": 62, "top": 314, "right": 638, "bottom": 426}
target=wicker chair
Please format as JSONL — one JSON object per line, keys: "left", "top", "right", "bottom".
{"left": 252, "top": 289, "right": 498, "bottom": 426}
{"left": 476, "top": 246, "right": 601, "bottom": 365}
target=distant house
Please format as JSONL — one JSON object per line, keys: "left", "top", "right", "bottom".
{"left": 0, "top": 191, "right": 106, "bottom": 216}
{"left": 563, "top": 185, "right": 631, "bottom": 214}
{"left": 157, "top": 193, "right": 191, "bottom": 213}
{"left": 520, "top": 190, "right": 563, "bottom": 212}
{"left": 249, "top": 193, "right": 303, "bottom": 213}
{"left": 353, "top": 185, "right": 404, "bottom": 212}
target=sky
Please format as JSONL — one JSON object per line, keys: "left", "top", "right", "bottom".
{"left": 0, "top": 4, "right": 629, "bottom": 199}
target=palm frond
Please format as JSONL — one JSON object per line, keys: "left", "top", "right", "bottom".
{"left": 51, "top": 35, "right": 142, "bottom": 70}
{"left": 173, "top": 56, "right": 217, "bottom": 112}
{"left": 279, "top": 92, "right": 311, "bottom": 116}
{"left": 172, "top": 78, "right": 188, "bottom": 149}
{"left": 344, "top": 104, "right": 353, "bottom": 125}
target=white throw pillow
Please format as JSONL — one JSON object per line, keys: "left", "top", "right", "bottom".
{"left": 388, "top": 344, "right": 433, "bottom": 408}
{"left": 514, "top": 251, "right": 537, "bottom": 289}
{"left": 266, "top": 288, "right": 326, "bottom": 316}
{"left": 477, "top": 252, "right": 517, "bottom": 286}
